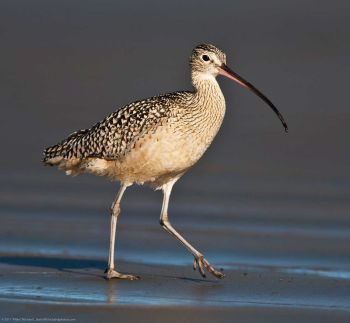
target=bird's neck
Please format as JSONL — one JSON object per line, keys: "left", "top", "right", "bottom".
{"left": 191, "top": 72, "right": 225, "bottom": 111}
{"left": 186, "top": 71, "right": 226, "bottom": 149}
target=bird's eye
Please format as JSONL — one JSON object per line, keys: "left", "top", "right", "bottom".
{"left": 202, "top": 55, "right": 210, "bottom": 62}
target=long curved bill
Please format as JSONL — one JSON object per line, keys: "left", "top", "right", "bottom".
{"left": 218, "top": 64, "right": 288, "bottom": 133}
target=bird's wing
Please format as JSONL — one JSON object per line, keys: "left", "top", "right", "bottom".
{"left": 82, "top": 96, "right": 171, "bottom": 160}
{"left": 43, "top": 92, "right": 190, "bottom": 162}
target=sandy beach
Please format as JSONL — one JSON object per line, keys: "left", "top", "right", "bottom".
{"left": 1, "top": 0, "right": 350, "bottom": 321}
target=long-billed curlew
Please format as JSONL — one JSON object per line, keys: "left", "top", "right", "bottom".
{"left": 43, "top": 44, "right": 288, "bottom": 280}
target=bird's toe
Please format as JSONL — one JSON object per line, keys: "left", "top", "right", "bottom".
{"left": 193, "top": 255, "right": 224, "bottom": 279}
{"left": 104, "top": 268, "right": 140, "bottom": 280}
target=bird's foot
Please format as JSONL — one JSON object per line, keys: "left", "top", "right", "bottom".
{"left": 193, "top": 254, "right": 225, "bottom": 279}
{"left": 104, "top": 268, "right": 140, "bottom": 280}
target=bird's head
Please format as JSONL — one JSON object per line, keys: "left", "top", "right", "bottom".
{"left": 190, "top": 43, "right": 288, "bottom": 132}
{"left": 190, "top": 44, "right": 227, "bottom": 79}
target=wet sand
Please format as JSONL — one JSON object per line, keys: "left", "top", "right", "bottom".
{"left": 1, "top": 0, "right": 350, "bottom": 322}
{"left": 1, "top": 174, "right": 350, "bottom": 321}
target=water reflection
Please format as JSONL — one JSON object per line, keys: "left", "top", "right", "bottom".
{"left": 281, "top": 268, "right": 350, "bottom": 280}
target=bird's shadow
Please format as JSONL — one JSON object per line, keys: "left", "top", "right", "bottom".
{"left": 0, "top": 255, "right": 218, "bottom": 283}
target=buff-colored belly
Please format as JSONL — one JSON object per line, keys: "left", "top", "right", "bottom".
{"left": 84, "top": 124, "right": 212, "bottom": 187}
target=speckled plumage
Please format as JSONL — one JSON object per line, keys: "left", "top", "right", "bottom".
{"left": 43, "top": 44, "right": 285, "bottom": 280}
{"left": 43, "top": 44, "right": 228, "bottom": 189}
{"left": 44, "top": 92, "right": 189, "bottom": 161}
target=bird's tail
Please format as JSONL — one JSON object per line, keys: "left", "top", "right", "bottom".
{"left": 42, "top": 129, "right": 88, "bottom": 170}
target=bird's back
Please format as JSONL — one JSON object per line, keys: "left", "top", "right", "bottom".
{"left": 43, "top": 92, "right": 192, "bottom": 175}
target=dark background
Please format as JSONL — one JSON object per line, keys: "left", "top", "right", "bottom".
{"left": 2, "top": 0, "right": 349, "bottom": 179}
{"left": 0, "top": 0, "right": 350, "bottom": 315}
{"left": 2, "top": 0, "right": 349, "bottom": 222}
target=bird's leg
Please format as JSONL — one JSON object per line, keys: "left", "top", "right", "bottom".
{"left": 105, "top": 183, "right": 139, "bottom": 280}
{"left": 159, "top": 180, "right": 224, "bottom": 279}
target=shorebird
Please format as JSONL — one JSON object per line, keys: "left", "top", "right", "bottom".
{"left": 43, "top": 44, "right": 287, "bottom": 280}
